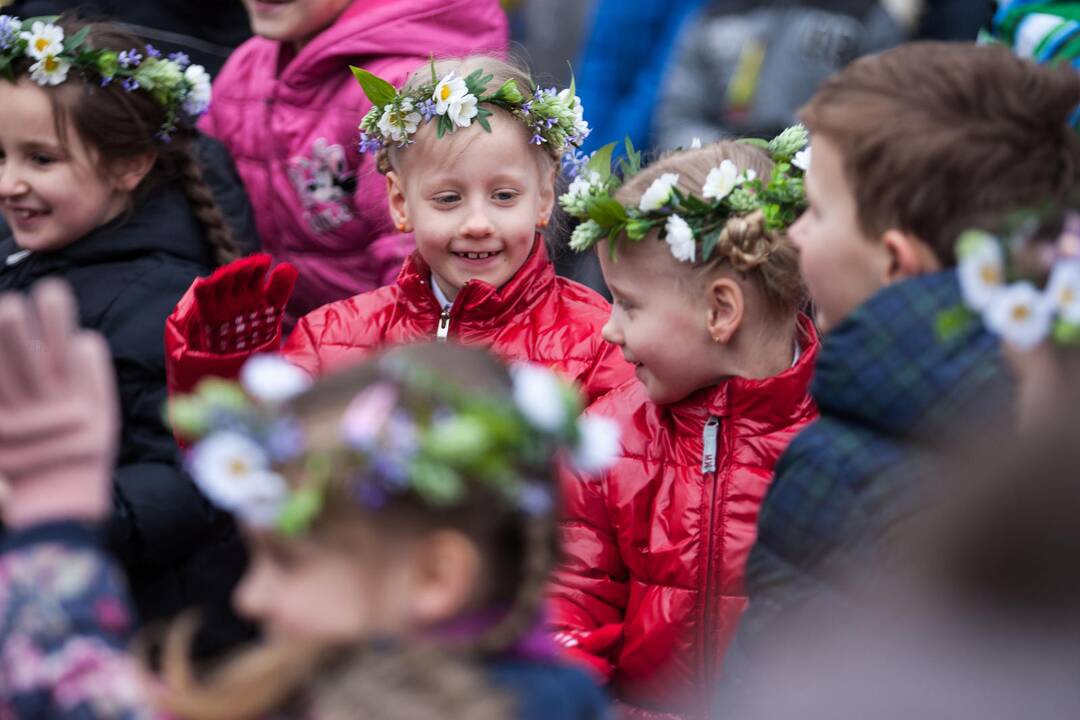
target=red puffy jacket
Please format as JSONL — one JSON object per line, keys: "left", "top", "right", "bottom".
{"left": 166, "top": 238, "right": 633, "bottom": 406}
{"left": 549, "top": 316, "right": 820, "bottom": 719}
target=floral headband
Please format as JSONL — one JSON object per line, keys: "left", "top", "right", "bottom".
{"left": 352, "top": 59, "right": 590, "bottom": 159}
{"left": 168, "top": 355, "right": 619, "bottom": 536}
{"left": 955, "top": 211, "right": 1080, "bottom": 350}
{"left": 560, "top": 126, "right": 810, "bottom": 264}
{"left": 0, "top": 16, "right": 211, "bottom": 139}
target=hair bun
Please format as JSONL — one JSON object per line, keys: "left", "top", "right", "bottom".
{"left": 719, "top": 209, "right": 778, "bottom": 272}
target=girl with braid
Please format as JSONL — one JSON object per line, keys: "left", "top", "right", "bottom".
{"left": 549, "top": 137, "right": 819, "bottom": 718}
{"left": 0, "top": 14, "right": 247, "bottom": 634}
{"left": 0, "top": 285, "right": 614, "bottom": 720}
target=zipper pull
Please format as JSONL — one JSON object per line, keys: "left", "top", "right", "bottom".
{"left": 701, "top": 416, "right": 719, "bottom": 474}
{"left": 436, "top": 307, "right": 451, "bottom": 341}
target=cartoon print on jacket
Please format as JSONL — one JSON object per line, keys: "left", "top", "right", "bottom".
{"left": 287, "top": 138, "right": 358, "bottom": 233}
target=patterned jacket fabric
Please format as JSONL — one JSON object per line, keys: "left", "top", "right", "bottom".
{"left": 725, "top": 270, "right": 1011, "bottom": 688}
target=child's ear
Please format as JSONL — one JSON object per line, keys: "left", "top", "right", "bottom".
{"left": 408, "top": 529, "right": 482, "bottom": 626}
{"left": 705, "top": 277, "right": 745, "bottom": 344}
{"left": 881, "top": 229, "right": 942, "bottom": 284}
{"left": 110, "top": 152, "right": 156, "bottom": 193}
{"left": 386, "top": 171, "right": 412, "bottom": 233}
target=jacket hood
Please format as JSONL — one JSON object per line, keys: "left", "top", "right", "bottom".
{"left": 282, "top": 0, "right": 508, "bottom": 87}
{"left": 812, "top": 270, "right": 1010, "bottom": 440}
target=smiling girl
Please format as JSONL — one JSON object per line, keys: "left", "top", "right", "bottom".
{"left": 166, "top": 55, "right": 632, "bottom": 407}
{"left": 204, "top": 0, "right": 508, "bottom": 322}
{"left": 0, "top": 14, "right": 246, "bottom": 631}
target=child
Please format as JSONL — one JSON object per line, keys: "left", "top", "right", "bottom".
{"left": 166, "top": 56, "right": 632, "bottom": 407}
{"left": 0, "top": 280, "right": 614, "bottom": 719}
{"left": 727, "top": 42, "right": 1080, "bottom": 684}
{"left": 0, "top": 15, "right": 247, "bottom": 634}
{"left": 548, "top": 134, "right": 820, "bottom": 718}
{"left": 205, "top": 0, "right": 508, "bottom": 321}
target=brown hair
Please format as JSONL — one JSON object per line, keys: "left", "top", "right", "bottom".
{"left": 801, "top": 41, "right": 1080, "bottom": 265}
{"left": 161, "top": 343, "right": 559, "bottom": 719}
{"left": 615, "top": 141, "right": 805, "bottom": 318}
{"left": 377, "top": 54, "right": 558, "bottom": 175}
{"left": 9, "top": 14, "right": 237, "bottom": 265}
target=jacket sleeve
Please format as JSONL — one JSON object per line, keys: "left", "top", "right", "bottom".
{"left": 0, "top": 522, "right": 159, "bottom": 720}
{"left": 548, "top": 465, "right": 629, "bottom": 682}
{"left": 651, "top": 10, "right": 729, "bottom": 150}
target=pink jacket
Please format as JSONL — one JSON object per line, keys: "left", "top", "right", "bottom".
{"left": 201, "top": 0, "right": 509, "bottom": 322}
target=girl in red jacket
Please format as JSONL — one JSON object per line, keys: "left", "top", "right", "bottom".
{"left": 166, "top": 55, "right": 633, "bottom": 406}
{"left": 549, "top": 133, "right": 820, "bottom": 718}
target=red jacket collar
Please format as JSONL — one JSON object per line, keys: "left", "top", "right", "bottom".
{"left": 395, "top": 235, "right": 556, "bottom": 327}
{"left": 668, "top": 314, "right": 820, "bottom": 433}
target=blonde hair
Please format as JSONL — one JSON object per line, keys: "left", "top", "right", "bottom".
{"left": 376, "top": 54, "right": 560, "bottom": 174}
{"left": 159, "top": 344, "right": 560, "bottom": 719}
{"left": 615, "top": 141, "right": 805, "bottom": 317}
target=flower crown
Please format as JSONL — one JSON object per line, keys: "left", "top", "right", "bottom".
{"left": 168, "top": 355, "right": 619, "bottom": 536}
{"left": 560, "top": 126, "right": 810, "bottom": 264}
{"left": 0, "top": 16, "right": 212, "bottom": 139}
{"left": 955, "top": 211, "right": 1080, "bottom": 350}
{"left": 352, "top": 59, "right": 590, "bottom": 159}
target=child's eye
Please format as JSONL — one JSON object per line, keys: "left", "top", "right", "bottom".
{"left": 433, "top": 193, "right": 461, "bottom": 205}
{"left": 492, "top": 189, "right": 519, "bottom": 202}
{"left": 31, "top": 152, "right": 55, "bottom": 166}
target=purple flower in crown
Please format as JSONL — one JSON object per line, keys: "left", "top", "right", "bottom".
{"left": 168, "top": 51, "right": 191, "bottom": 68}
{"left": 341, "top": 383, "right": 399, "bottom": 451}
{"left": 118, "top": 50, "right": 142, "bottom": 69}
{"left": 517, "top": 483, "right": 553, "bottom": 516}
{"left": 358, "top": 132, "right": 383, "bottom": 155}
{"left": 122, "top": 77, "right": 140, "bottom": 92}
{"left": 530, "top": 134, "right": 546, "bottom": 146}
{"left": 560, "top": 149, "right": 589, "bottom": 181}
{"left": 144, "top": 44, "right": 161, "bottom": 58}
{"left": 352, "top": 473, "right": 389, "bottom": 510}
{"left": 100, "top": 76, "right": 113, "bottom": 87}
{"left": 418, "top": 98, "right": 437, "bottom": 122}
{"left": 521, "top": 100, "right": 533, "bottom": 115}
{"left": 545, "top": 116, "right": 559, "bottom": 129}
{"left": 264, "top": 417, "right": 306, "bottom": 463}
{"left": 0, "top": 16, "right": 20, "bottom": 51}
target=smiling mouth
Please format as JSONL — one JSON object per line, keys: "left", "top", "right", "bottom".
{"left": 452, "top": 250, "right": 502, "bottom": 260}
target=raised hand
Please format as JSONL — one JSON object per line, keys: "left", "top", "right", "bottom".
{"left": 176, "top": 254, "right": 298, "bottom": 355}
{"left": 0, "top": 280, "right": 119, "bottom": 529}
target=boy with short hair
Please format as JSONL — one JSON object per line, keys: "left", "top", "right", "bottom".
{"left": 729, "top": 41, "right": 1080, "bottom": 672}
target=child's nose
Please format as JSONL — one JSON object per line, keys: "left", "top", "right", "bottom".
{"left": 0, "top": 163, "right": 27, "bottom": 198}
{"left": 459, "top": 203, "right": 494, "bottom": 239}
{"left": 601, "top": 311, "right": 623, "bottom": 346}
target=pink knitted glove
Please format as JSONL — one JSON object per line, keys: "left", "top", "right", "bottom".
{"left": 0, "top": 280, "right": 119, "bottom": 529}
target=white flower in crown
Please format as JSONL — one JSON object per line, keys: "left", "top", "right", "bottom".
{"left": 957, "top": 232, "right": 1005, "bottom": 312}
{"left": 29, "top": 53, "right": 70, "bottom": 86}
{"left": 240, "top": 354, "right": 312, "bottom": 405}
{"left": 188, "top": 431, "right": 290, "bottom": 527}
{"left": 378, "top": 98, "right": 422, "bottom": 144}
{"left": 432, "top": 72, "right": 470, "bottom": 115}
{"left": 737, "top": 169, "right": 757, "bottom": 185}
{"left": 665, "top": 214, "right": 696, "bottom": 263}
{"left": 985, "top": 281, "right": 1054, "bottom": 351}
{"left": 557, "top": 88, "right": 590, "bottom": 141}
{"left": 639, "top": 173, "right": 680, "bottom": 212}
{"left": 569, "top": 219, "right": 602, "bottom": 252}
{"left": 511, "top": 362, "right": 569, "bottom": 433}
{"left": 702, "top": 160, "right": 740, "bottom": 201}
{"left": 793, "top": 147, "right": 811, "bottom": 172}
{"left": 1044, "top": 260, "right": 1080, "bottom": 323}
{"left": 182, "top": 64, "right": 212, "bottom": 116}
{"left": 564, "top": 170, "right": 601, "bottom": 206}
{"left": 21, "top": 21, "right": 64, "bottom": 60}
{"left": 573, "top": 415, "right": 620, "bottom": 473}
{"left": 447, "top": 93, "right": 478, "bottom": 129}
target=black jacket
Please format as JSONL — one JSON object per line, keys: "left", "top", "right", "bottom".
{"left": 0, "top": 182, "right": 246, "bottom": 634}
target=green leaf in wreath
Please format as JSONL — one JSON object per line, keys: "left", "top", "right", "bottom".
{"left": 350, "top": 66, "right": 398, "bottom": 108}
{"left": 587, "top": 196, "right": 629, "bottom": 228}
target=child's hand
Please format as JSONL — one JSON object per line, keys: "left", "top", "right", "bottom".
{"left": 0, "top": 280, "right": 119, "bottom": 529}
{"left": 181, "top": 254, "right": 298, "bottom": 355}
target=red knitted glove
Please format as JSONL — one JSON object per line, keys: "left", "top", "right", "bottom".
{"left": 184, "top": 254, "right": 297, "bottom": 354}
{"left": 553, "top": 623, "right": 623, "bottom": 683}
